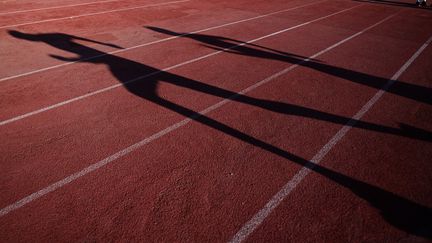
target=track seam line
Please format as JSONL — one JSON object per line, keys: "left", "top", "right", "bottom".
{"left": 0, "top": 0, "right": 121, "bottom": 16}
{"left": 0, "top": 4, "right": 361, "bottom": 126}
{"left": 0, "top": 0, "right": 190, "bottom": 29}
{"left": 228, "top": 24, "right": 432, "bottom": 243}
{"left": 0, "top": 4, "right": 396, "bottom": 218}
{"left": 0, "top": 0, "right": 327, "bottom": 83}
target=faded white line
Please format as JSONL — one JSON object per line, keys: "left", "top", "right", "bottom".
{"left": 0, "top": 4, "right": 361, "bottom": 126}
{"left": 0, "top": 0, "right": 121, "bottom": 16}
{"left": 228, "top": 30, "right": 432, "bottom": 243}
{"left": 0, "top": 0, "right": 190, "bottom": 29}
{"left": 0, "top": 4, "right": 389, "bottom": 218}
{"left": 0, "top": 0, "right": 326, "bottom": 83}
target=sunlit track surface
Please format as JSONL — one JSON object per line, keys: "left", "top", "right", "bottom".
{"left": 0, "top": 0, "right": 122, "bottom": 16}
{"left": 0, "top": 0, "right": 190, "bottom": 29}
{"left": 0, "top": 0, "right": 431, "bottom": 242}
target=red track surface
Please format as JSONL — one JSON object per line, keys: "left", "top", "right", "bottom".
{"left": 1, "top": 0, "right": 431, "bottom": 241}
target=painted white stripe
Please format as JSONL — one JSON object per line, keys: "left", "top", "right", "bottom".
{"left": 0, "top": 0, "right": 190, "bottom": 29}
{"left": 0, "top": 0, "right": 326, "bottom": 83}
{"left": 228, "top": 35, "right": 432, "bottom": 243}
{"left": 0, "top": 4, "right": 361, "bottom": 126}
{"left": 0, "top": 0, "right": 121, "bottom": 16}
{"left": 0, "top": 5, "right": 393, "bottom": 218}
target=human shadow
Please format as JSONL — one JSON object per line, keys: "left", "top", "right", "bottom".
{"left": 9, "top": 30, "right": 432, "bottom": 143}
{"left": 147, "top": 26, "right": 432, "bottom": 107}
{"left": 354, "top": 0, "right": 432, "bottom": 9}
{"left": 9, "top": 30, "right": 432, "bottom": 239}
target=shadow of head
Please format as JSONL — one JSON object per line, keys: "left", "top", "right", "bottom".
{"left": 8, "top": 30, "right": 123, "bottom": 50}
{"left": 8, "top": 30, "right": 42, "bottom": 41}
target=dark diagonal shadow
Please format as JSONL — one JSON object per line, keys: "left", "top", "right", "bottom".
{"left": 9, "top": 30, "right": 432, "bottom": 143}
{"left": 9, "top": 30, "right": 432, "bottom": 238}
{"left": 354, "top": 0, "right": 432, "bottom": 9}
{"left": 147, "top": 26, "right": 432, "bottom": 106}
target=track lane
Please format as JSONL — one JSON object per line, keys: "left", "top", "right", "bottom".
{"left": 229, "top": 8, "right": 432, "bottom": 242}
{"left": 0, "top": 1, "right": 370, "bottom": 209}
{"left": 0, "top": 0, "right": 123, "bottom": 16}
{"left": 0, "top": 1, "right": 366, "bottom": 122}
{"left": 0, "top": 0, "right": 190, "bottom": 29}
{"left": 0, "top": 0, "right": 126, "bottom": 13}
{"left": 0, "top": 3, "right": 415, "bottom": 241}
{"left": 0, "top": 0, "right": 320, "bottom": 80}
{"left": 244, "top": 41, "right": 432, "bottom": 242}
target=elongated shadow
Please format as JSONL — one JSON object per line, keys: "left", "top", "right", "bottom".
{"left": 147, "top": 26, "right": 432, "bottom": 106}
{"left": 9, "top": 30, "right": 432, "bottom": 238}
{"left": 354, "top": 0, "right": 432, "bottom": 9}
{"left": 8, "top": 30, "right": 432, "bottom": 143}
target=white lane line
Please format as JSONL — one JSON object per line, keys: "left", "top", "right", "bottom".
{"left": 0, "top": 0, "right": 326, "bottom": 83}
{"left": 0, "top": 0, "right": 121, "bottom": 16}
{"left": 0, "top": 5, "right": 391, "bottom": 218}
{"left": 0, "top": 4, "right": 361, "bottom": 126}
{"left": 0, "top": 0, "right": 190, "bottom": 29}
{"left": 228, "top": 34, "right": 432, "bottom": 243}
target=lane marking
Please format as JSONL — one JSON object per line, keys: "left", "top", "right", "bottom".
{"left": 0, "top": 0, "right": 190, "bottom": 29}
{"left": 228, "top": 32, "right": 432, "bottom": 243}
{"left": 0, "top": 0, "right": 326, "bottom": 83}
{"left": 0, "top": 0, "right": 121, "bottom": 16}
{"left": 0, "top": 5, "right": 395, "bottom": 218}
{"left": 0, "top": 4, "right": 361, "bottom": 126}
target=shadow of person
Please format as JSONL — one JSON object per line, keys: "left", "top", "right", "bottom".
{"left": 146, "top": 26, "right": 432, "bottom": 107}
{"left": 8, "top": 30, "right": 123, "bottom": 59}
{"left": 354, "top": 0, "right": 432, "bottom": 10}
{"left": 8, "top": 29, "right": 432, "bottom": 239}
{"left": 8, "top": 30, "right": 432, "bottom": 143}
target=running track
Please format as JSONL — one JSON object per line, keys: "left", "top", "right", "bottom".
{"left": 1, "top": 0, "right": 431, "bottom": 241}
